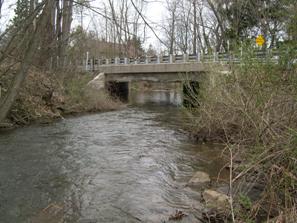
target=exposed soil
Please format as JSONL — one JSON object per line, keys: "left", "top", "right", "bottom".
{"left": 0, "top": 69, "right": 121, "bottom": 129}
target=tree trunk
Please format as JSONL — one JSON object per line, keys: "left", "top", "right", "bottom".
{"left": 193, "top": 0, "right": 197, "bottom": 55}
{"left": 60, "top": 0, "right": 73, "bottom": 67}
{"left": 38, "top": 0, "right": 56, "bottom": 68}
{"left": 0, "top": 41, "right": 35, "bottom": 122}
{"left": 169, "top": 10, "right": 176, "bottom": 54}
{"left": 0, "top": 1, "right": 48, "bottom": 123}
{"left": 55, "top": 0, "right": 62, "bottom": 68}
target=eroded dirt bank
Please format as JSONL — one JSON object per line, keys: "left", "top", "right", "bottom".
{"left": 0, "top": 69, "right": 122, "bottom": 129}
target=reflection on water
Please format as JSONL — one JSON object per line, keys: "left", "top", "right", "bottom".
{"left": 130, "top": 90, "right": 182, "bottom": 106}
{"left": 0, "top": 107, "right": 227, "bottom": 223}
{"left": 129, "top": 81, "right": 183, "bottom": 106}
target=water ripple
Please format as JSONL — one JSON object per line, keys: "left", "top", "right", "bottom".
{"left": 0, "top": 107, "right": 227, "bottom": 223}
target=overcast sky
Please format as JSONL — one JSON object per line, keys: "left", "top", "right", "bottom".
{"left": 0, "top": 0, "right": 16, "bottom": 30}
{"left": 81, "top": 0, "right": 167, "bottom": 49}
{"left": 0, "top": 0, "right": 166, "bottom": 49}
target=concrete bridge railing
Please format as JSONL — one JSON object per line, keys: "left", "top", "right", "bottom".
{"left": 82, "top": 49, "right": 289, "bottom": 71}
{"left": 84, "top": 53, "right": 229, "bottom": 71}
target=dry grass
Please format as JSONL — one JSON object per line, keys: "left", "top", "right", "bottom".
{"left": 62, "top": 72, "right": 122, "bottom": 114}
{"left": 186, "top": 54, "right": 297, "bottom": 222}
{"left": 1, "top": 68, "right": 122, "bottom": 126}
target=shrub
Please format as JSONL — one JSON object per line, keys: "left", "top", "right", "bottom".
{"left": 62, "top": 72, "right": 121, "bottom": 114}
{"left": 187, "top": 47, "right": 297, "bottom": 222}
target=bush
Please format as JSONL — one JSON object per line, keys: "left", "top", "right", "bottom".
{"left": 62, "top": 72, "right": 121, "bottom": 114}
{"left": 187, "top": 47, "right": 297, "bottom": 222}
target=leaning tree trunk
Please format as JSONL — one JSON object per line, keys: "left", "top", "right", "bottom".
{"left": 0, "top": 1, "right": 47, "bottom": 123}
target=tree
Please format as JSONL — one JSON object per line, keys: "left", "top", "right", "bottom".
{"left": 74, "top": 0, "right": 91, "bottom": 29}
{"left": 0, "top": 0, "right": 52, "bottom": 122}
{"left": 192, "top": 0, "right": 197, "bottom": 55}
{"left": 146, "top": 44, "right": 157, "bottom": 57}
{"left": 0, "top": 0, "right": 3, "bottom": 18}
{"left": 284, "top": 0, "right": 297, "bottom": 43}
{"left": 167, "top": 0, "right": 178, "bottom": 54}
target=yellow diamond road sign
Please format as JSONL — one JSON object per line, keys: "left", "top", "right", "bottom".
{"left": 256, "top": 35, "right": 265, "bottom": 46}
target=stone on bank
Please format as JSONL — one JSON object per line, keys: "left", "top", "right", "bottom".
{"left": 202, "top": 189, "right": 230, "bottom": 212}
{"left": 188, "top": 171, "right": 211, "bottom": 185}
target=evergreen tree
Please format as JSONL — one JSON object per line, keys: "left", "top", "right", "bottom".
{"left": 12, "top": 0, "right": 30, "bottom": 27}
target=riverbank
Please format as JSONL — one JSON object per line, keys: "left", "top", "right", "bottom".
{"left": 0, "top": 68, "right": 123, "bottom": 129}
{"left": 185, "top": 52, "right": 297, "bottom": 222}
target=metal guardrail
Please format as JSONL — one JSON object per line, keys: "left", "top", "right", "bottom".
{"left": 83, "top": 50, "right": 296, "bottom": 71}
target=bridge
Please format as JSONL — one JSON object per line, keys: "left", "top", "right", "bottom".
{"left": 84, "top": 53, "right": 232, "bottom": 82}
{"left": 84, "top": 51, "right": 282, "bottom": 104}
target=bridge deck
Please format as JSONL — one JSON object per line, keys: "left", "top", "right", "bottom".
{"left": 97, "top": 62, "right": 224, "bottom": 74}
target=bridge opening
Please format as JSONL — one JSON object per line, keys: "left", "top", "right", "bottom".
{"left": 129, "top": 81, "right": 183, "bottom": 106}
{"left": 107, "top": 81, "right": 129, "bottom": 102}
{"left": 183, "top": 81, "right": 200, "bottom": 107}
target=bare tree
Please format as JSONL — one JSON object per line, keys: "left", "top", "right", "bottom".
{"left": 193, "top": 0, "right": 197, "bottom": 55}
{"left": 0, "top": 0, "right": 3, "bottom": 18}
{"left": 0, "top": 0, "right": 52, "bottom": 122}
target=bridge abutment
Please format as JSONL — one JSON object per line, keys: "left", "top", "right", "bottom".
{"left": 86, "top": 73, "right": 202, "bottom": 106}
{"left": 88, "top": 69, "right": 208, "bottom": 106}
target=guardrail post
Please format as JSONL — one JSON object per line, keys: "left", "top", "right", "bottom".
{"left": 197, "top": 53, "right": 201, "bottom": 62}
{"left": 135, "top": 58, "right": 138, "bottom": 64}
{"left": 92, "top": 58, "right": 96, "bottom": 71}
{"left": 157, "top": 55, "right": 160, "bottom": 64}
{"left": 183, "top": 54, "right": 188, "bottom": 62}
{"left": 87, "top": 59, "right": 90, "bottom": 70}
{"left": 115, "top": 57, "right": 119, "bottom": 65}
{"left": 267, "top": 49, "right": 271, "bottom": 60}
{"left": 169, "top": 54, "right": 173, "bottom": 63}
{"left": 213, "top": 51, "right": 216, "bottom": 62}
{"left": 106, "top": 59, "right": 109, "bottom": 65}
{"left": 85, "top": 51, "right": 89, "bottom": 71}
{"left": 124, "top": 58, "right": 128, "bottom": 64}
{"left": 239, "top": 41, "right": 243, "bottom": 64}
{"left": 145, "top": 56, "right": 149, "bottom": 64}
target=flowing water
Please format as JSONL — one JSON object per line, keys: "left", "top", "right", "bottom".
{"left": 0, "top": 106, "right": 227, "bottom": 223}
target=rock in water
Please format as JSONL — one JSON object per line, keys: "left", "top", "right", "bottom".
{"left": 188, "top": 171, "right": 211, "bottom": 185}
{"left": 30, "top": 203, "right": 64, "bottom": 223}
{"left": 202, "top": 189, "right": 230, "bottom": 212}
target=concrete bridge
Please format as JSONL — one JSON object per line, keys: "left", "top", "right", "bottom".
{"left": 101, "top": 62, "right": 225, "bottom": 82}
{"left": 83, "top": 50, "right": 289, "bottom": 105}
{"left": 85, "top": 54, "right": 232, "bottom": 105}
{"left": 85, "top": 54, "right": 231, "bottom": 81}
{"left": 84, "top": 53, "right": 229, "bottom": 76}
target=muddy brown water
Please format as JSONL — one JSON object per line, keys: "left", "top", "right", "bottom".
{"left": 0, "top": 105, "right": 227, "bottom": 223}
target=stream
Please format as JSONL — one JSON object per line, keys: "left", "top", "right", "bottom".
{"left": 0, "top": 105, "right": 227, "bottom": 223}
